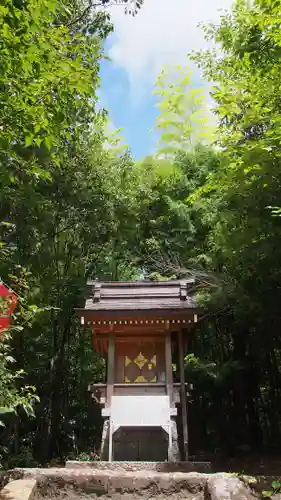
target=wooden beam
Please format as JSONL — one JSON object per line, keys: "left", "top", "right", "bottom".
{"left": 178, "top": 329, "right": 188, "bottom": 461}
{"left": 92, "top": 329, "right": 192, "bottom": 339}
{"left": 106, "top": 335, "right": 115, "bottom": 408}
{"left": 114, "top": 334, "right": 168, "bottom": 340}
{"left": 165, "top": 332, "right": 174, "bottom": 407}
{"left": 75, "top": 307, "right": 199, "bottom": 321}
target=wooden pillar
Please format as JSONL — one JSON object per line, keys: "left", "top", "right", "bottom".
{"left": 107, "top": 335, "right": 115, "bottom": 462}
{"left": 107, "top": 334, "right": 115, "bottom": 407}
{"left": 165, "top": 332, "right": 174, "bottom": 407}
{"left": 178, "top": 329, "right": 188, "bottom": 461}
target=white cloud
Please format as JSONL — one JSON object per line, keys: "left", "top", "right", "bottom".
{"left": 108, "top": 0, "right": 233, "bottom": 100}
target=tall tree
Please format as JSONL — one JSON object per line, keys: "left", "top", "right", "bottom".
{"left": 0, "top": 0, "right": 142, "bottom": 466}
{"left": 154, "top": 65, "right": 214, "bottom": 157}
{"left": 187, "top": 0, "right": 281, "bottom": 453}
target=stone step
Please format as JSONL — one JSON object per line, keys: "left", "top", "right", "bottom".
{"left": 65, "top": 460, "right": 212, "bottom": 473}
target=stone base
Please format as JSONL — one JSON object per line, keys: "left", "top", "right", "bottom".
{"left": 100, "top": 418, "right": 109, "bottom": 461}
{"left": 113, "top": 427, "right": 168, "bottom": 462}
{"left": 100, "top": 417, "right": 180, "bottom": 462}
{"left": 169, "top": 418, "right": 180, "bottom": 462}
{"left": 65, "top": 460, "right": 212, "bottom": 473}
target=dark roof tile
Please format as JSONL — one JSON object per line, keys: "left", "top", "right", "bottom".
{"left": 83, "top": 280, "right": 197, "bottom": 312}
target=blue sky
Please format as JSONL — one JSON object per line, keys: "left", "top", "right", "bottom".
{"left": 100, "top": 45, "right": 159, "bottom": 159}
{"left": 100, "top": 0, "right": 233, "bottom": 159}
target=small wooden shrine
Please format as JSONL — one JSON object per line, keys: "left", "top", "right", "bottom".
{"left": 76, "top": 280, "right": 199, "bottom": 462}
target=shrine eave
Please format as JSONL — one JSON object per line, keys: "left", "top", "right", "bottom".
{"left": 75, "top": 306, "right": 199, "bottom": 319}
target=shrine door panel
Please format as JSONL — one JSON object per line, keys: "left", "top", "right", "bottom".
{"left": 115, "top": 340, "right": 165, "bottom": 383}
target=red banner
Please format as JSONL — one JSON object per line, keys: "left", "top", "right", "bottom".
{"left": 0, "top": 283, "right": 17, "bottom": 332}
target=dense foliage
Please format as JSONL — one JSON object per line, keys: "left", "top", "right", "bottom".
{"left": 1, "top": 0, "right": 281, "bottom": 467}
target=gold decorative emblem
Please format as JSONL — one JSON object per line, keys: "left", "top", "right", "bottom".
{"left": 150, "top": 354, "right": 156, "bottom": 366}
{"left": 134, "top": 352, "right": 148, "bottom": 369}
{"left": 124, "top": 351, "right": 157, "bottom": 383}
{"left": 125, "top": 355, "right": 131, "bottom": 367}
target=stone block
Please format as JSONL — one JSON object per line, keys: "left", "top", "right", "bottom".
{"left": 206, "top": 474, "right": 257, "bottom": 500}
{"left": 1, "top": 479, "right": 36, "bottom": 500}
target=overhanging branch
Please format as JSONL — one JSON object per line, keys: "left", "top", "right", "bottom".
{"left": 67, "top": 0, "right": 143, "bottom": 28}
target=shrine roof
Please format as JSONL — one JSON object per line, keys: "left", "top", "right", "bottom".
{"left": 78, "top": 280, "right": 198, "bottom": 315}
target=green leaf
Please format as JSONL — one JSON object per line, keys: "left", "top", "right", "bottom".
{"left": 0, "top": 407, "right": 15, "bottom": 414}
{"left": 25, "top": 135, "right": 33, "bottom": 148}
{"left": 45, "top": 136, "right": 52, "bottom": 151}
{"left": 3, "top": 24, "right": 9, "bottom": 38}
{"left": 5, "top": 356, "right": 15, "bottom": 363}
{"left": 272, "top": 481, "right": 281, "bottom": 490}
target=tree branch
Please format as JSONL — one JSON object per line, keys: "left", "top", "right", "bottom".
{"left": 66, "top": 0, "right": 142, "bottom": 28}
